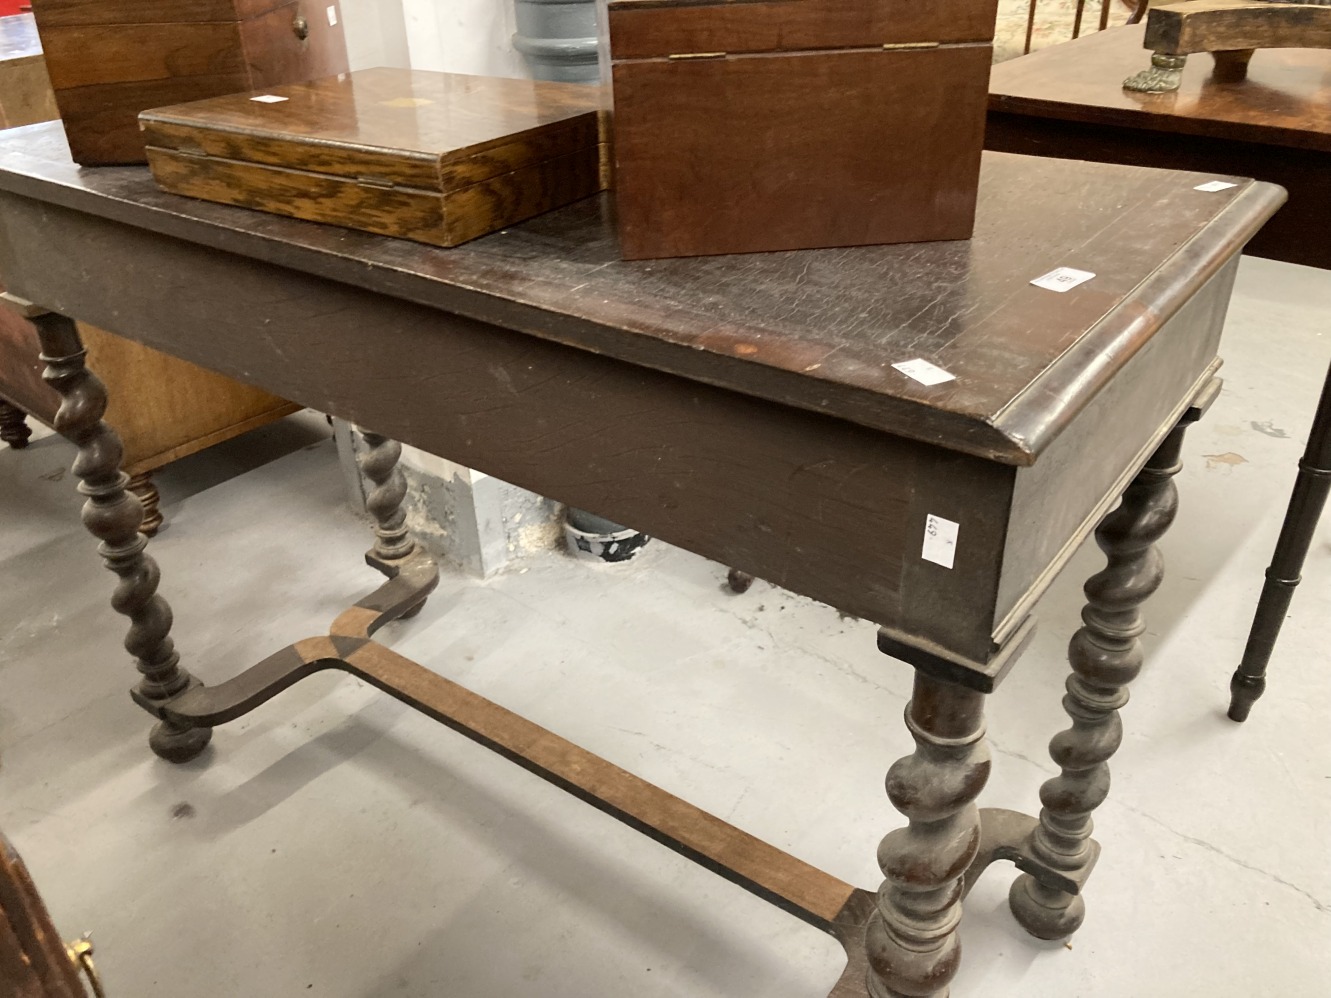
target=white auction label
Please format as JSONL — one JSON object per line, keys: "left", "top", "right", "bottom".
{"left": 251, "top": 94, "right": 288, "bottom": 103}
{"left": 327, "top": 5, "right": 338, "bottom": 25}
{"left": 923, "top": 514, "right": 960, "bottom": 570}
{"left": 892, "top": 358, "right": 955, "bottom": 386}
{"left": 1031, "top": 267, "right": 1096, "bottom": 293}
{"left": 1194, "top": 180, "right": 1237, "bottom": 192}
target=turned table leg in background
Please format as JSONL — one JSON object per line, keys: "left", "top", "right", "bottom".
{"left": 2, "top": 294, "right": 212, "bottom": 763}
{"left": 1010, "top": 412, "right": 1193, "bottom": 938}
{"left": 1229, "top": 360, "right": 1331, "bottom": 721}
{"left": 353, "top": 427, "right": 428, "bottom": 619}
{"left": 126, "top": 471, "right": 163, "bottom": 537}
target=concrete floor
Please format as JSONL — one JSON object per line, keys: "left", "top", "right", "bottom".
{"left": 1, "top": 255, "right": 1329, "bottom": 997}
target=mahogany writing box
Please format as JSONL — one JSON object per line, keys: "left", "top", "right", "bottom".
{"left": 604, "top": 0, "right": 999, "bottom": 260}
{"left": 140, "top": 68, "right": 607, "bottom": 248}
{"left": 31, "top": 0, "right": 349, "bottom": 166}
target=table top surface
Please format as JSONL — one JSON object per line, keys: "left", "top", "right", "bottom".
{"left": 0, "top": 121, "right": 1282, "bottom": 465}
{"left": 0, "top": 14, "right": 39, "bottom": 65}
{"left": 989, "top": 24, "right": 1331, "bottom": 152}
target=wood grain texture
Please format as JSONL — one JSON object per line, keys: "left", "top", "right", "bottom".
{"left": 989, "top": 23, "right": 1331, "bottom": 151}
{"left": 143, "top": 68, "right": 604, "bottom": 247}
{"left": 610, "top": 44, "right": 992, "bottom": 259}
{"left": 141, "top": 68, "right": 605, "bottom": 188}
{"left": 987, "top": 24, "right": 1328, "bottom": 268}
{"left": 0, "top": 15, "right": 59, "bottom": 129}
{"left": 605, "top": 0, "right": 999, "bottom": 57}
{"left": 30, "top": 0, "right": 289, "bottom": 28}
{"left": 32, "top": 0, "right": 348, "bottom": 164}
{"left": 0, "top": 280, "right": 297, "bottom": 474}
{"left": 0, "top": 123, "right": 1283, "bottom": 467}
{"left": 1144, "top": 0, "right": 1331, "bottom": 54}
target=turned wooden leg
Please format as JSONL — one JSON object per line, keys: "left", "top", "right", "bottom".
{"left": 32, "top": 308, "right": 210, "bottom": 763}
{"left": 127, "top": 471, "right": 163, "bottom": 536}
{"left": 355, "top": 428, "right": 425, "bottom": 616}
{"left": 1009, "top": 420, "right": 1189, "bottom": 939}
{"left": 0, "top": 399, "right": 31, "bottom": 448}
{"left": 1229, "top": 361, "right": 1331, "bottom": 721}
{"left": 865, "top": 672, "right": 990, "bottom": 998}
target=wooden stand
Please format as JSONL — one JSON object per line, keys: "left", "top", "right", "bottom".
{"left": 21, "top": 292, "right": 1220, "bottom": 997}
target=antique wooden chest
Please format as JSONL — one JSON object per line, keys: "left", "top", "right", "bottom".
{"left": 141, "top": 68, "right": 607, "bottom": 248}
{"left": 604, "top": 0, "right": 999, "bottom": 259}
{"left": 30, "top": 0, "right": 348, "bottom": 165}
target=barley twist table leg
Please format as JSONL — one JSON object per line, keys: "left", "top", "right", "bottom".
{"left": 1009, "top": 421, "right": 1188, "bottom": 939}
{"left": 35, "top": 311, "right": 210, "bottom": 763}
{"left": 865, "top": 673, "right": 990, "bottom": 997}
{"left": 355, "top": 428, "right": 426, "bottom": 618}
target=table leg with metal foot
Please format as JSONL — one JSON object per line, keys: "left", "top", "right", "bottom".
{"left": 1229, "top": 361, "right": 1331, "bottom": 721}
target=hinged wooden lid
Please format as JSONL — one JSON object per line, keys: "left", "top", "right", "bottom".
{"left": 139, "top": 67, "right": 605, "bottom": 193}
{"left": 606, "top": 0, "right": 999, "bottom": 59}
{"left": 31, "top": 0, "right": 296, "bottom": 27}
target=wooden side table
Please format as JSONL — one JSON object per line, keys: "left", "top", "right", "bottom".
{"left": 988, "top": 23, "right": 1331, "bottom": 720}
{"left": 0, "top": 120, "right": 1284, "bottom": 996}
{"left": 0, "top": 13, "right": 299, "bottom": 533}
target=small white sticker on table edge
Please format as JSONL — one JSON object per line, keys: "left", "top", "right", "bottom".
{"left": 922, "top": 514, "right": 959, "bottom": 570}
{"left": 251, "top": 94, "right": 288, "bottom": 103}
{"left": 1194, "top": 180, "right": 1237, "bottom": 192}
{"left": 327, "top": 5, "right": 338, "bottom": 25}
{"left": 892, "top": 358, "right": 955, "bottom": 386}
{"left": 1030, "top": 267, "right": 1095, "bottom": 293}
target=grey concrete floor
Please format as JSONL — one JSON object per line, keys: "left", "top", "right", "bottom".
{"left": 2, "top": 255, "right": 1329, "bottom": 997}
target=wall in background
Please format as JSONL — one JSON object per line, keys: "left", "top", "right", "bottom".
{"left": 338, "top": 0, "right": 529, "bottom": 77}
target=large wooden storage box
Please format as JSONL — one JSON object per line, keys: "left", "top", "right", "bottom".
{"left": 30, "top": 0, "right": 348, "bottom": 165}
{"left": 140, "top": 68, "right": 607, "bottom": 248}
{"left": 604, "top": 0, "right": 999, "bottom": 260}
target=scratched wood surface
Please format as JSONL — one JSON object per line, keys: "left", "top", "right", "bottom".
{"left": 142, "top": 68, "right": 606, "bottom": 247}
{"left": 0, "top": 121, "right": 1283, "bottom": 465}
{"left": 31, "top": 0, "right": 348, "bottom": 164}
{"left": 987, "top": 24, "right": 1329, "bottom": 269}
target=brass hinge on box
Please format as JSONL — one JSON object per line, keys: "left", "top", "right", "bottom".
{"left": 357, "top": 175, "right": 397, "bottom": 190}
{"left": 668, "top": 51, "right": 727, "bottom": 61}
{"left": 883, "top": 41, "right": 940, "bottom": 50}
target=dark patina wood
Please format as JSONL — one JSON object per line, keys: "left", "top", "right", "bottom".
{"left": 30, "top": 0, "right": 348, "bottom": 165}
{"left": 142, "top": 68, "right": 607, "bottom": 248}
{"left": 604, "top": 0, "right": 997, "bottom": 259}
{"left": 0, "top": 123, "right": 1284, "bottom": 996}
{"left": 988, "top": 23, "right": 1330, "bottom": 268}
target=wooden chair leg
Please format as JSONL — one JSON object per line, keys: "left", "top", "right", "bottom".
{"left": 0, "top": 398, "right": 31, "bottom": 449}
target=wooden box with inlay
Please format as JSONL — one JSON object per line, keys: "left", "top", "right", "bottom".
{"left": 30, "top": 0, "right": 349, "bottom": 165}
{"left": 140, "top": 68, "right": 608, "bottom": 248}
{"left": 604, "top": 0, "right": 999, "bottom": 259}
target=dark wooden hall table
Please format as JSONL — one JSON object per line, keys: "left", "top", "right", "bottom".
{"left": 987, "top": 23, "right": 1331, "bottom": 724}
{"left": 0, "top": 120, "right": 1282, "bottom": 997}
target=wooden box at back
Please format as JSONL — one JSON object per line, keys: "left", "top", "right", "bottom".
{"left": 30, "top": 0, "right": 349, "bottom": 165}
{"left": 141, "top": 68, "right": 607, "bottom": 248}
{"left": 604, "top": 0, "right": 999, "bottom": 260}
